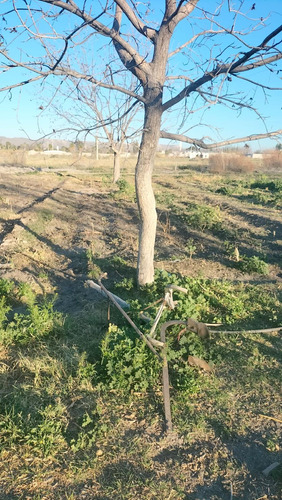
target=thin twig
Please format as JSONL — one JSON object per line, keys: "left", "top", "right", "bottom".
{"left": 210, "top": 327, "right": 281, "bottom": 334}
{"left": 259, "top": 414, "right": 282, "bottom": 424}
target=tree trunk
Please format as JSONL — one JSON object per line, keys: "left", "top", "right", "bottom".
{"left": 136, "top": 103, "right": 162, "bottom": 286}
{"left": 113, "top": 151, "right": 121, "bottom": 183}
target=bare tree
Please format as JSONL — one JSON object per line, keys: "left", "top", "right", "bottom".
{"left": 46, "top": 73, "right": 142, "bottom": 183}
{"left": 0, "top": 1, "right": 281, "bottom": 285}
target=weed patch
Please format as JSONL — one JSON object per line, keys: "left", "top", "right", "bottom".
{"left": 236, "top": 255, "right": 269, "bottom": 275}
{"left": 0, "top": 272, "right": 281, "bottom": 498}
{"left": 0, "top": 280, "right": 64, "bottom": 345}
{"left": 216, "top": 175, "right": 282, "bottom": 208}
{"left": 177, "top": 202, "right": 222, "bottom": 232}
{"left": 110, "top": 178, "right": 135, "bottom": 202}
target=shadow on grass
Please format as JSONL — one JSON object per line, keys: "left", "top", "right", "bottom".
{"left": 151, "top": 427, "right": 281, "bottom": 500}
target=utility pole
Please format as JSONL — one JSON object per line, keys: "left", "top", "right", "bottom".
{"left": 95, "top": 136, "right": 99, "bottom": 160}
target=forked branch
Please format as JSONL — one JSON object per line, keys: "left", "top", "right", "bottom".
{"left": 163, "top": 24, "right": 282, "bottom": 111}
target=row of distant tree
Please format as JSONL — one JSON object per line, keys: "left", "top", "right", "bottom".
{"left": 0, "top": 140, "right": 141, "bottom": 153}
{"left": 1, "top": 140, "right": 281, "bottom": 154}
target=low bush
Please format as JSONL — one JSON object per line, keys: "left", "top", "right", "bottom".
{"left": 209, "top": 153, "right": 254, "bottom": 173}
{"left": 0, "top": 273, "right": 281, "bottom": 473}
{"left": 178, "top": 202, "right": 222, "bottom": 231}
{"left": 263, "top": 152, "right": 282, "bottom": 170}
{"left": 250, "top": 178, "right": 282, "bottom": 192}
{"left": 237, "top": 255, "right": 269, "bottom": 275}
{"left": 0, "top": 280, "right": 64, "bottom": 345}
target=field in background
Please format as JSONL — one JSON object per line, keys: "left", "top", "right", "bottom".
{"left": 0, "top": 148, "right": 210, "bottom": 176}
{"left": 0, "top": 151, "right": 281, "bottom": 499}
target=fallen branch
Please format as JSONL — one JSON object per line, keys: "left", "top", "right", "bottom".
{"left": 98, "top": 281, "right": 162, "bottom": 361}
{"left": 259, "top": 414, "right": 282, "bottom": 424}
{"left": 86, "top": 280, "right": 130, "bottom": 309}
{"left": 262, "top": 462, "right": 280, "bottom": 477}
{"left": 209, "top": 327, "right": 282, "bottom": 334}
{"left": 188, "top": 355, "right": 213, "bottom": 373}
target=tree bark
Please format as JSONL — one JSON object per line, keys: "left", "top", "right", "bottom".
{"left": 136, "top": 102, "right": 162, "bottom": 285}
{"left": 113, "top": 151, "right": 121, "bottom": 183}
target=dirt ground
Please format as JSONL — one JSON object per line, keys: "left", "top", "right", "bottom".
{"left": 0, "top": 162, "right": 281, "bottom": 307}
{"left": 0, "top": 159, "right": 281, "bottom": 499}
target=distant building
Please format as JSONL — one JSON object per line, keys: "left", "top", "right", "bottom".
{"left": 41, "top": 150, "right": 71, "bottom": 155}
{"left": 184, "top": 151, "right": 209, "bottom": 159}
{"left": 252, "top": 153, "right": 263, "bottom": 159}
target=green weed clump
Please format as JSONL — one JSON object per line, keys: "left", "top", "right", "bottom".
{"left": 86, "top": 248, "right": 103, "bottom": 279}
{"left": 0, "top": 279, "right": 64, "bottom": 345}
{"left": 137, "top": 269, "right": 281, "bottom": 328}
{"left": 215, "top": 176, "right": 282, "bottom": 208}
{"left": 250, "top": 178, "right": 282, "bottom": 192}
{"left": 178, "top": 202, "right": 222, "bottom": 231}
{"left": 116, "top": 178, "right": 130, "bottom": 193}
{"left": 101, "top": 323, "right": 160, "bottom": 392}
{"left": 215, "top": 178, "right": 246, "bottom": 196}
{"left": 237, "top": 255, "right": 269, "bottom": 275}
{"left": 111, "top": 178, "right": 135, "bottom": 202}
{"left": 101, "top": 270, "right": 281, "bottom": 394}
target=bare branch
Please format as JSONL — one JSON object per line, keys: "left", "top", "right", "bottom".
{"left": 160, "top": 129, "right": 282, "bottom": 149}
{"left": 0, "top": 74, "right": 45, "bottom": 92}
{"left": 0, "top": 48, "right": 146, "bottom": 103}
{"left": 55, "top": 67, "right": 146, "bottom": 102}
{"left": 168, "top": 29, "right": 225, "bottom": 58}
{"left": 111, "top": 3, "right": 150, "bottom": 85}
{"left": 230, "top": 24, "right": 282, "bottom": 72}
{"left": 232, "top": 53, "right": 282, "bottom": 73}
{"left": 163, "top": 24, "right": 282, "bottom": 111}
{"left": 114, "top": 0, "right": 157, "bottom": 42}
{"left": 233, "top": 73, "right": 282, "bottom": 91}
{"left": 40, "top": 0, "right": 150, "bottom": 77}
{"left": 166, "top": 0, "right": 200, "bottom": 29}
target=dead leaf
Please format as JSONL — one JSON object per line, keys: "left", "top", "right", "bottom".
{"left": 188, "top": 355, "right": 213, "bottom": 373}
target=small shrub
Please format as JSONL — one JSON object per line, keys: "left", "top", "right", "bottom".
{"left": 25, "top": 403, "right": 67, "bottom": 457}
{"left": 224, "top": 241, "right": 240, "bottom": 261}
{"left": 237, "top": 255, "right": 269, "bottom": 275}
{"left": 116, "top": 178, "right": 130, "bottom": 193}
{"left": 86, "top": 248, "right": 103, "bottom": 279}
{"left": 209, "top": 153, "right": 226, "bottom": 173}
{"left": 101, "top": 323, "right": 160, "bottom": 392}
{"left": 0, "top": 296, "right": 64, "bottom": 345}
{"left": 216, "top": 186, "right": 235, "bottom": 195}
{"left": 0, "top": 278, "right": 15, "bottom": 298}
{"left": 180, "top": 203, "right": 222, "bottom": 231}
{"left": 155, "top": 191, "right": 175, "bottom": 207}
{"left": 111, "top": 178, "right": 135, "bottom": 201}
{"left": 185, "top": 238, "right": 197, "bottom": 259}
{"left": 250, "top": 178, "right": 282, "bottom": 192}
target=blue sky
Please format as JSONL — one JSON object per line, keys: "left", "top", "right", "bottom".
{"left": 0, "top": 0, "right": 281, "bottom": 150}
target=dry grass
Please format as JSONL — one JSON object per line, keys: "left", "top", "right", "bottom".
{"left": 264, "top": 152, "right": 282, "bottom": 170}
{"left": 209, "top": 153, "right": 254, "bottom": 173}
{"left": 0, "top": 149, "right": 208, "bottom": 174}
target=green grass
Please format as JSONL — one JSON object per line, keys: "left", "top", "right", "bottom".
{"left": 1, "top": 273, "right": 281, "bottom": 466}
{"left": 215, "top": 175, "right": 282, "bottom": 208}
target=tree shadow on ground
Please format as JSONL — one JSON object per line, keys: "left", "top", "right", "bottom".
{"left": 152, "top": 427, "right": 281, "bottom": 500}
